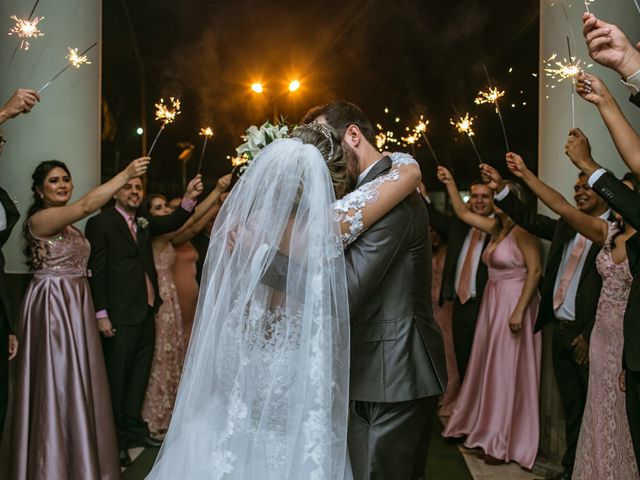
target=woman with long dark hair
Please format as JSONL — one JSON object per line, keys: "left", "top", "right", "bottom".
{"left": 3, "top": 157, "right": 148, "bottom": 479}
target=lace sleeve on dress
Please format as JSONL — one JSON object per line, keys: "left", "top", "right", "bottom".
{"left": 333, "top": 152, "right": 418, "bottom": 248}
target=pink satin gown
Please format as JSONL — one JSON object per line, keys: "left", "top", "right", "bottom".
{"left": 443, "top": 227, "right": 541, "bottom": 469}
{"left": 3, "top": 224, "right": 119, "bottom": 479}
{"left": 172, "top": 241, "right": 199, "bottom": 343}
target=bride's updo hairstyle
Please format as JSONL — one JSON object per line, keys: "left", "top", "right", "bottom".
{"left": 290, "top": 123, "right": 353, "bottom": 199}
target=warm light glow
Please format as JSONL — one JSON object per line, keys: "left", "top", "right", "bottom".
{"left": 251, "top": 83, "right": 263, "bottom": 93}
{"left": 8, "top": 15, "right": 44, "bottom": 50}
{"left": 288, "top": 80, "right": 300, "bottom": 92}
{"left": 66, "top": 47, "right": 91, "bottom": 69}
{"left": 543, "top": 53, "right": 591, "bottom": 82}
{"left": 154, "top": 97, "right": 181, "bottom": 125}
{"left": 199, "top": 127, "right": 214, "bottom": 137}
{"left": 231, "top": 155, "right": 249, "bottom": 167}
{"left": 136, "top": 127, "right": 143, "bottom": 135}
{"left": 450, "top": 113, "right": 475, "bottom": 137}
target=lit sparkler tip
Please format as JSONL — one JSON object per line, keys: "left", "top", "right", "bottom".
{"left": 231, "top": 155, "right": 248, "bottom": 167}
{"left": 154, "top": 97, "right": 182, "bottom": 125}
{"left": 450, "top": 113, "right": 475, "bottom": 137}
{"left": 199, "top": 127, "right": 214, "bottom": 137}
{"left": 543, "top": 55, "right": 585, "bottom": 83}
{"left": 474, "top": 87, "right": 506, "bottom": 105}
{"left": 66, "top": 47, "right": 91, "bottom": 69}
{"left": 8, "top": 15, "right": 44, "bottom": 50}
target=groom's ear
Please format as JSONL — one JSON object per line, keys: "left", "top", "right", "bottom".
{"left": 344, "top": 124, "right": 362, "bottom": 148}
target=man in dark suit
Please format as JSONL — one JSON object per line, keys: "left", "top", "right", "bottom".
{"left": 85, "top": 175, "right": 202, "bottom": 466}
{"left": 304, "top": 102, "right": 447, "bottom": 480}
{"left": 481, "top": 163, "right": 610, "bottom": 480}
{"left": 0, "top": 88, "right": 40, "bottom": 435}
{"left": 564, "top": 131, "right": 640, "bottom": 473}
{"left": 422, "top": 180, "right": 493, "bottom": 381}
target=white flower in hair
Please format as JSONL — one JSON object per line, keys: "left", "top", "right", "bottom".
{"left": 233, "top": 120, "right": 290, "bottom": 172}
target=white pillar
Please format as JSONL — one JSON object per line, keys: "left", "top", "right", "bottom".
{"left": 537, "top": 0, "right": 640, "bottom": 471}
{"left": 0, "top": 0, "right": 102, "bottom": 273}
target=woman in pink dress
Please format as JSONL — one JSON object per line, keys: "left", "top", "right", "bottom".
{"left": 3, "top": 157, "right": 149, "bottom": 479}
{"left": 141, "top": 175, "right": 231, "bottom": 436}
{"left": 437, "top": 166, "right": 542, "bottom": 469}
{"left": 505, "top": 151, "right": 640, "bottom": 479}
{"left": 430, "top": 227, "right": 460, "bottom": 416}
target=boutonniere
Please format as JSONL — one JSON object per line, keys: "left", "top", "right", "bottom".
{"left": 136, "top": 217, "right": 149, "bottom": 230}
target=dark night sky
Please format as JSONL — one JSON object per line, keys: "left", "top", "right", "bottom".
{"left": 102, "top": 0, "right": 540, "bottom": 197}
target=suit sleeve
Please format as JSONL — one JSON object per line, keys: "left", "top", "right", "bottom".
{"left": 424, "top": 198, "right": 451, "bottom": 242}
{"left": 149, "top": 206, "right": 192, "bottom": 236}
{"left": 85, "top": 216, "right": 109, "bottom": 313}
{"left": 496, "top": 190, "right": 557, "bottom": 241}
{"left": 593, "top": 172, "right": 640, "bottom": 231}
{"left": 344, "top": 206, "right": 411, "bottom": 316}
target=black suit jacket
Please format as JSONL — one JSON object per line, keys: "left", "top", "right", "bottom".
{"left": 0, "top": 188, "right": 20, "bottom": 335}
{"left": 592, "top": 171, "right": 640, "bottom": 371}
{"left": 345, "top": 156, "right": 447, "bottom": 402}
{"left": 631, "top": 92, "right": 640, "bottom": 109}
{"left": 496, "top": 190, "right": 603, "bottom": 340}
{"left": 85, "top": 205, "right": 191, "bottom": 327}
{"left": 426, "top": 201, "right": 490, "bottom": 306}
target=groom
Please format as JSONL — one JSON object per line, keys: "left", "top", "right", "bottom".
{"left": 303, "top": 102, "right": 447, "bottom": 479}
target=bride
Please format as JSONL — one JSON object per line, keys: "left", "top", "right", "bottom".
{"left": 146, "top": 122, "right": 421, "bottom": 479}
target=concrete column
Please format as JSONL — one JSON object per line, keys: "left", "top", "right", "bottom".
{"left": 0, "top": 0, "right": 102, "bottom": 273}
{"left": 537, "top": 0, "right": 640, "bottom": 472}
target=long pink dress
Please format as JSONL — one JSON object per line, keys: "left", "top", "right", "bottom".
{"left": 142, "top": 243, "right": 186, "bottom": 436}
{"left": 573, "top": 224, "right": 639, "bottom": 479}
{"left": 432, "top": 246, "right": 460, "bottom": 416}
{"left": 172, "top": 241, "right": 199, "bottom": 343}
{"left": 443, "top": 227, "right": 541, "bottom": 469}
{"left": 3, "top": 224, "right": 119, "bottom": 479}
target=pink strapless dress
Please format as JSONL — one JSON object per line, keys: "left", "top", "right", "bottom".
{"left": 443, "top": 227, "right": 541, "bottom": 469}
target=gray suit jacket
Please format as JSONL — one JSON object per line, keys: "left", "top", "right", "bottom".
{"left": 345, "top": 156, "right": 447, "bottom": 402}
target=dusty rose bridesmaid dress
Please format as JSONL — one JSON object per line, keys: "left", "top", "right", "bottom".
{"left": 4, "top": 224, "right": 119, "bottom": 479}
{"left": 443, "top": 227, "right": 541, "bottom": 469}
{"left": 172, "top": 241, "right": 199, "bottom": 342}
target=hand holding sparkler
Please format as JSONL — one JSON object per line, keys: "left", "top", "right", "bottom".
{"left": 564, "top": 129, "right": 594, "bottom": 169}
{"left": 184, "top": 174, "right": 204, "bottom": 202}
{"left": 479, "top": 163, "right": 505, "bottom": 192}
{"left": 576, "top": 72, "right": 612, "bottom": 106}
{"left": 0, "top": 89, "right": 40, "bottom": 124}
{"left": 436, "top": 166, "right": 454, "bottom": 186}
{"left": 582, "top": 13, "right": 640, "bottom": 79}
{"left": 123, "top": 157, "right": 151, "bottom": 179}
{"left": 215, "top": 173, "right": 232, "bottom": 193}
{"left": 505, "top": 153, "right": 529, "bottom": 179}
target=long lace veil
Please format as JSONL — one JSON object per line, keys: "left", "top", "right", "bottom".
{"left": 147, "top": 138, "right": 351, "bottom": 479}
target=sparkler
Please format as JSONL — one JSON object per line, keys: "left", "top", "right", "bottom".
{"left": 451, "top": 113, "right": 483, "bottom": 165}
{"left": 412, "top": 116, "right": 440, "bottom": 165}
{"left": 196, "top": 127, "right": 214, "bottom": 173}
{"left": 147, "top": 97, "right": 182, "bottom": 156}
{"left": 475, "top": 65, "right": 510, "bottom": 152}
{"left": 37, "top": 42, "right": 98, "bottom": 94}
{"left": 8, "top": 15, "right": 44, "bottom": 50}
{"left": 634, "top": 0, "right": 640, "bottom": 15}
{"left": 583, "top": 0, "right": 594, "bottom": 13}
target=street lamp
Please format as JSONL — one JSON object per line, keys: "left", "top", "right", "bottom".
{"left": 288, "top": 80, "right": 300, "bottom": 92}
{"left": 251, "top": 82, "right": 264, "bottom": 93}
{"left": 136, "top": 127, "right": 144, "bottom": 135}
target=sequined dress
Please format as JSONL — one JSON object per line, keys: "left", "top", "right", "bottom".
{"left": 142, "top": 242, "right": 186, "bottom": 436}
{"left": 3, "top": 224, "right": 119, "bottom": 479}
{"left": 573, "top": 224, "right": 639, "bottom": 479}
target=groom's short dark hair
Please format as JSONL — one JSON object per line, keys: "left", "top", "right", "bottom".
{"left": 302, "top": 101, "right": 377, "bottom": 147}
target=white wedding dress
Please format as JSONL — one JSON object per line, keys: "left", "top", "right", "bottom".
{"left": 146, "top": 138, "right": 416, "bottom": 480}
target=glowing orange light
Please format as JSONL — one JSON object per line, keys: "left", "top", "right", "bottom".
{"left": 288, "top": 80, "right": 300, "bottom": 92}
{"left": 251, "top": 83, "right": 263, "bottom": 93}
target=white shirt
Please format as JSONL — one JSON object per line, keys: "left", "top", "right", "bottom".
{"left": 454, "top": 227, "right": 486, "bottom": 299}
{"left": 0, "top": 202, "right": 6, "bottom": 231}
{"left": 358, "top": 158, "right": 383, "bottom": 185}
{"left": 622, "top": 68, "right": 640, "bottom": 95}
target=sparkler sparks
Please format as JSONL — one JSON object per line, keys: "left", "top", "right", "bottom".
{"left": 66, "top": 47, "right": 91, "bottom": 69}
{"left": 474, "top": 87, "right": 505, "bottom": 105}
{"left": 197, "top": 127, "right": 215, "bottom": 173}
{"left": 8, "top": 15, "right": 44, "bottom": 50}
{"left": 155, "top": 97, "right": 181, "bottom": 125}
{"left": 543, "top": 53, "right": 586, "bottom": 82}
{"left": 450, "top": 113, "right": 475, "bottom": 137}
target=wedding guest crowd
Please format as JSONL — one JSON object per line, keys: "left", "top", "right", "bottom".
{"left": 0, "top": 9, "right": 638, "bottom": 480}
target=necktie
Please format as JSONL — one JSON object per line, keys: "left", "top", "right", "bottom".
{"left": 553, "top": 235, "right": 587, "bottom": 310}
{"left": 127, "top": 215, "right": 155, "bottom": 307}
{"left": 457, "top": 228, "right": 483, "bottom": 304}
